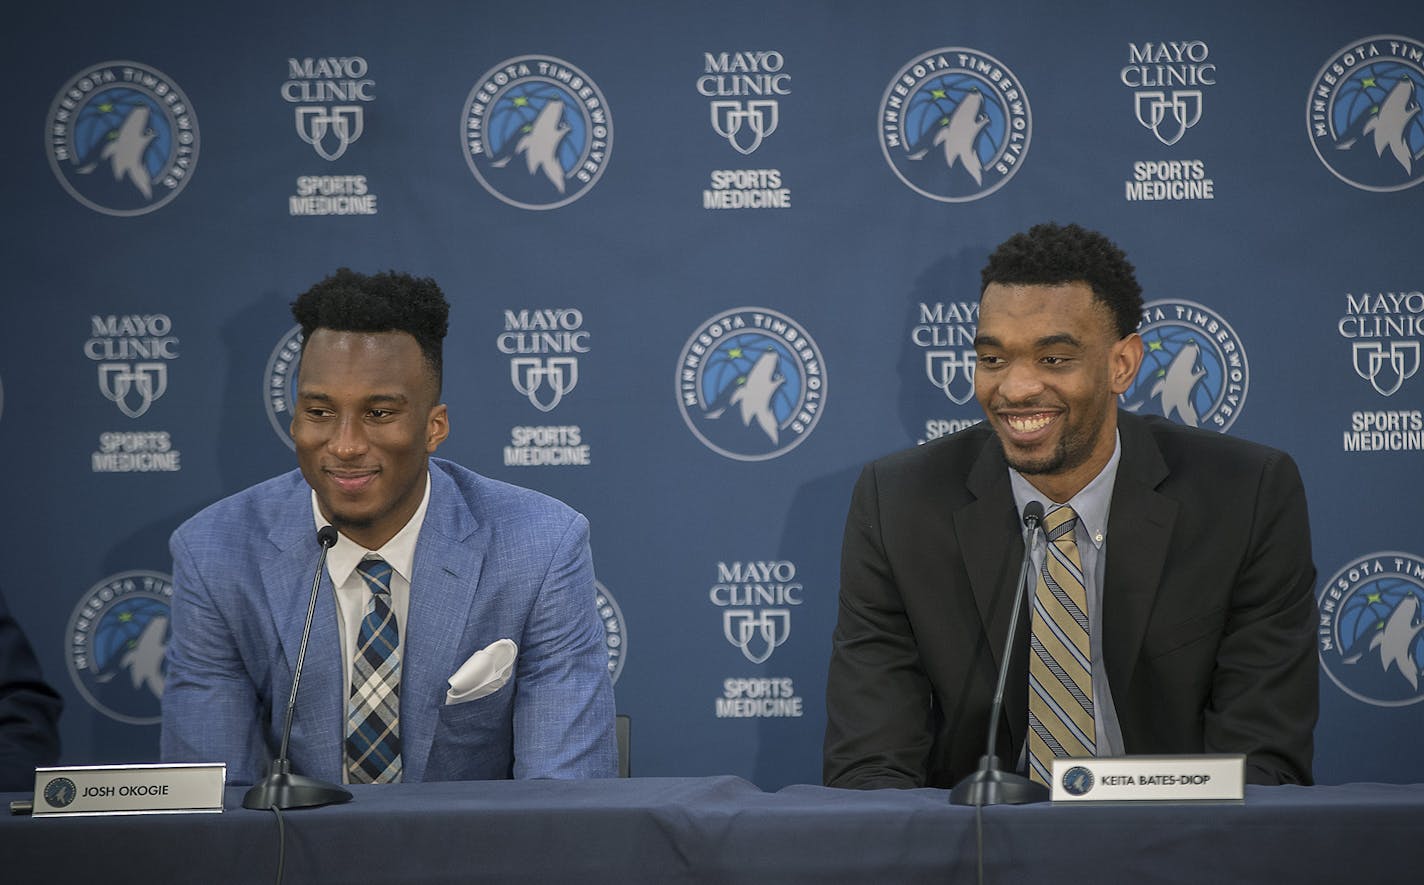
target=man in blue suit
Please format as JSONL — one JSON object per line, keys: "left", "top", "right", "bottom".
{"left": 161, "top": 269, "right": 616, "bottom": 784}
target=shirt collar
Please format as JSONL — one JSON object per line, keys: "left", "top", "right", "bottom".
{"left": 1008, "top": 431, "right": 1121, "bottom": 550}
{"left": 311, "top": 469, "right": 431, "bottom": 586}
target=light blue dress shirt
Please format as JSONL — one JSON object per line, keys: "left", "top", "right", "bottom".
{"left": 1009, "top": 431, "right": 1125, "bottom": 761}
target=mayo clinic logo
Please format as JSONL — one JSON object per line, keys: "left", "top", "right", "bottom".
{"left": 878, "top": 47, "right": 1032, "bottom": 202}
{"left": 925, "top": 350, "right": 976, "bottom": 404}
{"left": 1354, "top": 341, "right": 1420, "bottom": 396}
{"left": 297, "top": 107, "right": 363, "bottom": 160}
{"left": 914, "top": 301, "right": 980, "bottom": 406}
{"left": 66, "top": 571, "right": 173, "bottom": 725}
{"left": 911, "top": 302, "right": 984, "bottom": 444}
{"left": 282, "top": 56, "right": 374, "bottom": 161}
{"left": 595, "top": 581, "right": 627, "bottom": 684}
{"left": 462, "top": 55, "right": 612, "bottom": 210}
{"left": 499, "top": 308, "right": 589, "bottom": 411}
{"left": 1308, "top": 35, "right": 1424, "bottom": 192}
{"left": 85, "top": 315, "right": 179, "bottom": 419}
{"left": 46, "top": 61, "right": 199, "bottom": 216}
{"left": 1121, "top": 41, "right": 1216, "bottom": 146}
{"left": 677, "top": 307, "right": 826, "bottom": 461}
{"left": 264, "top": 325, "right": 304, "bottom": 450}
{"left": 1340, "top": 291, "right": 1422, "bottom": 397}
{"left": 709, "top": 561, "right": 802, "bottom": 664}
{"left": 512, "top": 358, "right": 578, "bottom": 411}
{"left": 698, "top": 51, "right": 791, "bottom": 155}
{"left": 1135, "top": 91, "right": 1202, "bottom": 146}
{"left": 712, "top": 100, "right": 778, "bottom": 154}
{"left": 1122, "top": 300, "right": 1248, "bottom": 431}
{"left": 1319, "top": 552, "right": 1424, "bottom": 707}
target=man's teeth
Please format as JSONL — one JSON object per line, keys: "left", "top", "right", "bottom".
{"left": 1006, "top": 414, "right": 1053, "bottom": 433}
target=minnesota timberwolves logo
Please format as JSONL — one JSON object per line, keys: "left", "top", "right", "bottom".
{"left": 43, "top": 777, "right": 78, "bottom": 809}
{"left": 1122, "top": 299, "right": 1248, "bottom": 432}
{"left": 462, "top": 55, "right": 613, "bottom": 210}
{"left": 46, "top": 61, "right": 200, "bottom": 216}
{"left": 1308, "top": 35, "right": 1424, "bottom": 192}
{"left": 1319, "top": 552, "right": 1424, "bottom": 707}
{"left": 677, "top": 307, "right": 827, "bottom": 461}
{"left": 1061, "top": 765, "right": 1095, "bottom": 797}
{"left": 66, "top": 571, "right": 173, "bottom": 725}
{"left": 595, "top": 581, "right": 627, "bottom": 685}
{"left": 878, "top": 47, "right": 1032, "bottom": 202}
{"left": 264, "top": 325, "right": 304, "bottom": 450}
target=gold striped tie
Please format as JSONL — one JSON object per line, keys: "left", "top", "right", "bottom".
{"left": 1027, "top": 504, "right": 1095, "bottom": 785}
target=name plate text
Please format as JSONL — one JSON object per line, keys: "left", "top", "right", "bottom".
{"left": 1050, "top": 754, "right": 1245, "bottom": 802}
{"left": 32, "top": 763, "right": 226, "bottom": 817}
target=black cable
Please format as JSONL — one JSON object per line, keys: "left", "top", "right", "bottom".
{"left": 269, "top": 805, "right": 287, "bottom": 885}
{"left": 975, "top": 802, "right": 984, "bottom": 885}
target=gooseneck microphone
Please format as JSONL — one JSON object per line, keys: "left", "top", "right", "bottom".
{"left": 950, "top": 500, "right": 1051, "bottom": 806}
{"left": 243, "top": 525, "right": 353, "bottom": 810}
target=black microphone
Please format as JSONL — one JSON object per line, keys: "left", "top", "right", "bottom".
{"left": 243, "top": 525, "right": 353, "bottom": 810}
{"left": 950, "top": 500, "right": 1050, "bottom": 806}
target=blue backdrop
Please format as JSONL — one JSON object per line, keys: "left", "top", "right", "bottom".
{"left": 2, "top": 0, "right": 1421, "bottom": 790}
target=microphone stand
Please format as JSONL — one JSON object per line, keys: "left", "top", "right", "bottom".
{"left": 950, "top": 502, "right": 1050, "bottom": 806}
{"left": 243, "top": 526, "right": 353, "bottom": 810}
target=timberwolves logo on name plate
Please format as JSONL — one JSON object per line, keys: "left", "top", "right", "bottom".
{"left": 43, "top": 777, "right": 78, "bottom": 809}
{"left": 677, "top": 307, "right": 827, "bottom": 461}
{"left": 595, "top": 581, "right": 627, "bottom": 684}
{"left": 1318, "top": 552, "right": 1424, "bottom": 707}
{"left": 264, "top": 325, "right": 305, "bottom": 449}
{"left": 878, "top": 47, "right": 1032, "bottom": 202}
{"left": 461, "top": 55, "right": 612, "bottom": 210}
{"left": 1121, "top": 299, "right": 1249, "bottom": 431}
{"left": 46, "top": 61, "right": 199, "bottom": 216}
{"left": 66, "top": 571, "right": 173, "bottom": 725}
{"left": 1061, "top": 765, "right": 1095, "bottom": 797}
{"left": 1307, "top": 35, "right": 1424, "bottom": 192}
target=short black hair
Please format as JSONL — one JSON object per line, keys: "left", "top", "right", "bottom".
{"left": 980, "top": 223, "right": 1143, "bottom": 338}
{"left": 291, "top": 268, "right": 450, "bottom": 393}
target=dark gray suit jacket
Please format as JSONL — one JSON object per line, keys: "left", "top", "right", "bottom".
{"left": 824, "top": 412, "right": 1318, "bottom": 789}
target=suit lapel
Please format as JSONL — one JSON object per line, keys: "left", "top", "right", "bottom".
{"left": 1103, "top": 414, "right": 1177, "bottom": 701}
{"left": 261, "top": 484, "right": 344, "bottom": 781}
{"left": 958, "top": 437, "right": 1022, "bottom": 671}
{"left": 954, "top": 436, "right": 1028, "bottom": 749}
{"left": 399, "top": 465, "right": 486, "bottom": 782}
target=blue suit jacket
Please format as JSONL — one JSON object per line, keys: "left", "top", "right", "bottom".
{"left": 160, "top": 458, "right": 616, "bottom": 784}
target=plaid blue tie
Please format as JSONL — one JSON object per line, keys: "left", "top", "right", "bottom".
{"left": 345, "top": 558, "right": 402, "bottom": 783}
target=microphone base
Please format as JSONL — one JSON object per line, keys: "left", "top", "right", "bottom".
{"left": 242, "top": 770, "right": 353, "bottom": 811}
{"left": 949, "top": 756, "right": 1050, "bottom": 806}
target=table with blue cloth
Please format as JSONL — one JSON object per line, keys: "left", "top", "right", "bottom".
{"left": 1, "top": 777, "right": 1418, "bottom": 882}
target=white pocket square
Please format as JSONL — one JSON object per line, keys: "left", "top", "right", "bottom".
{"left": 446, "top": 639, "right": 518, "bottom": 704}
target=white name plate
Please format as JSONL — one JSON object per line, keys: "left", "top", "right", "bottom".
{"left": 32, "top": 763, "right": 227, "bottom": 817}
{"left": 1050, "top": 754, "right": 1244, "bottom": 802}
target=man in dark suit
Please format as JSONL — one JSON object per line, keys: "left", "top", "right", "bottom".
{"left": 824, "top": 223, "right": 1317, "bottom": 789}
{"left": 0, "top": 586, "right": 63, "bottom": 791}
